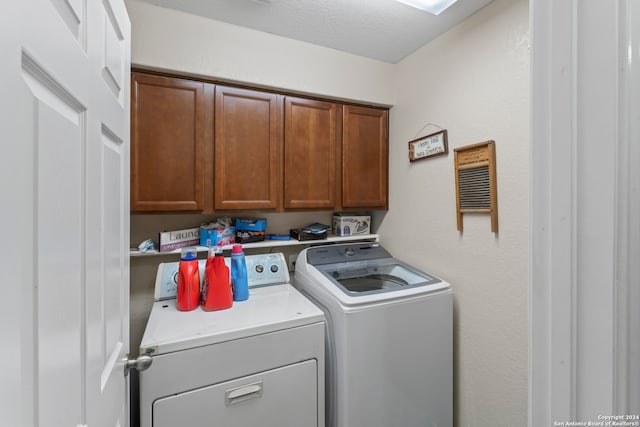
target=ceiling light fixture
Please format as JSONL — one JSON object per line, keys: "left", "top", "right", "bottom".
{"left": 395, "top": 0, "right": 459, "bottom": 15}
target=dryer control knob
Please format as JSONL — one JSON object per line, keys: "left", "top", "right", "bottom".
{"left": 345, "top": 248, "right": 355, "bottom": 256}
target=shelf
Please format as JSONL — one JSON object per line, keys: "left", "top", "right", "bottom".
{"left": 130, "top": 234, "right": 379, "bottom": 257}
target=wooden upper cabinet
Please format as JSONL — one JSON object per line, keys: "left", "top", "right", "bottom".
{"left": 283, "top": 97, "right": 338, "bottom": 209}
{"left": 342, "top": 105, "right": 389, "bottom": 210}
{"left": 130, "top": 72, "right": 208, "bottom": 212}
{"left": 214, "top": 86, "right": 280, "bottom": 210}
{"left": 130, "top": 70, "right": 389, "bottom": 213}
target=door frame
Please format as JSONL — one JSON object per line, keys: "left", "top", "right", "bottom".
{"left": 530, "top": 0, "right": 640, "bottom": 424}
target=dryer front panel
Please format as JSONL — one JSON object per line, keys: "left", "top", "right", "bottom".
{"left": 153, "top": 359, "right": 318, "bottom": 427}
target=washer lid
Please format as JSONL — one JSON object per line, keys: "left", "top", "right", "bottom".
{"left": 297, "top": 243, "right": 451, "bottom": 306}
{"left": 139, "top": 284, "right": 324, "bottom": 356}
{"left": 316, "top": 259, "right": 442, "bottom": 297}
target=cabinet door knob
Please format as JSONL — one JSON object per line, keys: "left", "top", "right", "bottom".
{"left": 123, "top": 353, "right": 153, "bottom": 376}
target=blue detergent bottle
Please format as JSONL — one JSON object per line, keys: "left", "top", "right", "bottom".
{"left": 230, "top": 244, "right": 249, "bottom": 301}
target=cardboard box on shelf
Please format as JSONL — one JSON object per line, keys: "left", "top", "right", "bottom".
{"left": 159, "top": 227, "right": 200, "bottom": 252}
{"left": 235, "top": 218, "right": 268, "bottom": 232}
{"left": 332, "top": 213, "right": 371, "bottom": 236}
{"left": 235, "top": 230, "right": 266, "bottom": 244}
{"left": 199, "top": 226, "right": 235, "bottom": 247}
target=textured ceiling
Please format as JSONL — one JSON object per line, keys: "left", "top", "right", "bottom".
{"left": 137, "top": 0, "right": 493, "bottom": 63}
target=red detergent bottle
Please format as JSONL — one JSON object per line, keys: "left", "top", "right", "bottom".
{"left": 176, "top": 247, "right": 200, "bottom": 311}
{"left": 201, "top": 247, "right": 233, "bottom": 311}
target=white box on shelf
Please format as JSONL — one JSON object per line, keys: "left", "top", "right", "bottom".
{"left": 159, "top": 227, "right": 200, "bottom": 252}
{"left": 332, "top": 213, "right": 371, "bottom": 236}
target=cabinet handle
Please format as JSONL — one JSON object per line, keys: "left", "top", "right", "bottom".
{"left": 225, "top": 381, "right": 263, "bottom": 406}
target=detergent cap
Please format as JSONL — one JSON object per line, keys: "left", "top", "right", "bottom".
{"left": 180, "top": 247, "right": 198, "bottom": 261}
{"left": 231, "top": 244, "right": 243, "bottom": 254}
{"left": 208, "top": 246, "right": 223, "bottom": 257}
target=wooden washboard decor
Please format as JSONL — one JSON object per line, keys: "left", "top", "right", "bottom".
{"left": 454, "top": 141, "right": 498, "bottom": 232}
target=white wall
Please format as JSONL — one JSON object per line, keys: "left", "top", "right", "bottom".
{"left": 379, "top": 0, "right": 529, "bottom": 425}
{"left": 125, "top": 0, "right": 395, "bottom": 106}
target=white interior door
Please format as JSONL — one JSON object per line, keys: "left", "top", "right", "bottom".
{"left": 1, "top": 1, "right": 131, "bottom": 426}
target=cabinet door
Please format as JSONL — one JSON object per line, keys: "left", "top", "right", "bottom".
{"left": 284, "top": 97, "right": 338, "bottom": 209}
{"left": 342, "top": 105, "right": 389, "bottom": 209}
{"left": 131, "top": 72, "right": 207, "bottom": 211}
{"left": 215, "top": 86, "right": 280, "bottom": 210}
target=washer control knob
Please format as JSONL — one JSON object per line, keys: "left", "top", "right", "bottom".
{"left": 345, "top": 248, "right": 355, "bottom": 256}
{"left": 270, "top": 264, "right": 279, "bottom": 273}
{"left": 255, "top": 264, "right": 264, "bottom": 273}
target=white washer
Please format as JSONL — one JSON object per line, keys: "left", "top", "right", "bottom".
{"left": 138, "top": 252, "right": 325, "bottom": 427}
{"left": 294, "top": 242, "right": 452, "bottom": 427}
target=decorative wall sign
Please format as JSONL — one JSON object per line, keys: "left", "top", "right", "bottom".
{"left": 408, "top": 129, "right": 448, "bottom": 162}
{"left": 454, "top": 140, "right": 498, "bottom": 232}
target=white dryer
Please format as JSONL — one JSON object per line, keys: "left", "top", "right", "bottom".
{"left": 294, "top": 242, "right": 452, "bottom": 427}
{"left": 138, "top": 252, "right": 325, "bottom": 427}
